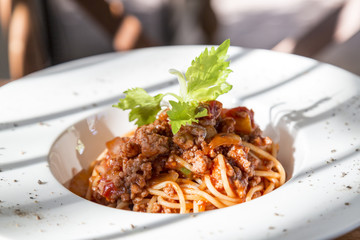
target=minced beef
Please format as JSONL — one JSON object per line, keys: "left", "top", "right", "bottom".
{"left": 89, "top": 100, "right": 270, "bottom": 212}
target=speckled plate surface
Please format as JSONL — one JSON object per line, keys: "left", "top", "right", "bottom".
{"left": 0, "top": 46, "right": 360, "bottom": 240}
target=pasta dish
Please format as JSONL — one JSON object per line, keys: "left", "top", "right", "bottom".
{"left": 68, "top": 39, "right": 286, "bottom": 213}
{"left": 70, "top": 101, "right": 285, "bottom": 213}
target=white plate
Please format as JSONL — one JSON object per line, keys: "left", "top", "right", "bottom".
{"left": 1, "top": 46, "right": 360, "bottom": 240}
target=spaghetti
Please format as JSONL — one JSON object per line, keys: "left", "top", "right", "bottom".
{"left": 69, "top": 100, "right": 286, "bottom": 213}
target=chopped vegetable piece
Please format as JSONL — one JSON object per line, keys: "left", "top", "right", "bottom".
{"left": 179, "top": 167, "right": 193, "bottom": 178}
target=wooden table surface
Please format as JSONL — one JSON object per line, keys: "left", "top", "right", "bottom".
{"left": 336, "top": 226, "right": 360, "bottom": 240}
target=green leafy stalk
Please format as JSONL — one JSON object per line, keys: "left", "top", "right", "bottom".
{"left": 168, "top": 69, "right": 187, "bottom": 100}
{"left": 185, "top": 39, "right": 232, "bottom": 102}
{"left": 113, "top": 39, "right": 233, "bottom": 134}
{"left": 112, "top": 88, "right": 164, "bottom": 126}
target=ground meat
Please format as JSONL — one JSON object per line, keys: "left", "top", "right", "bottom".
{"left": 92, "top": 119, "right": 174, "bottom": 203}
{"left": 204, "top": 125, "right": 217, "bottom": 140}
{"left": 191, "top": 156, "right": 211, "bottom": 174}
{"left": 232, "top": 166, "right": 242, "bottom": 180}
{"left": 122, "top": 157, "right": 152, "bottom": 198}
{"left": 252, "top": 191, "right": 262, "bottom": 199}
{"left": 151, "top": 203, "right": 162, "bottom": 213}
{"left": 240, "top": 126, "right": 262, "bottom": 142}
{"left": 164, "top": 155, "right": 178, "bottom": 170}
{"left": 173, "top": 125, "right": 206, "bottom": 149}
{"left": 227, "top": 145, "right": 251, "bottom": 173}
{"left": 110, "top": 137, "right": 141, "bottom": 158}
{"left": 246, "top": 126, "right": 262, "bottom": 142}
{"left": 173, "top": 131, "right": 194, "bottom": 150}
{"left": 247, "top": 153, "right": 260, "bottom": 169}
{"left": 153, "top": 156, "right": 168, "bottom": 175}
{"left": 131, "top": 183, "right": 142, "bottom": 195}
{"left": 134, "top": 126, "right": 170, "bottom": 157}
{"left": 248, "top": 176, "right": 261, "bottom": 187}
{"left": 163, "top": 207, "right": 176, "bottom": 213}
{"left": 106, "top": 137, "right": 140, "bottom": 158}
{"left": 163, "top": 184, "right": 176, "bottom": 197}
{"left": 140, "top": 162, "right": 153, "bottom": 180}
{"left": 198, "top": 100, "right": 223, "bottom": 126}
{"left": 120, "top": 193, "right": 130, "bottom": 202}
{"left": 234, "top": 179, "right": 247, "bottom": 199}
{"left": 186, "top": 150, "right": 212, "bottom": 174}
{"left": 133, "top": 203, "right": 147, "bottom": 212}
{"left": 218, "top": 117, "right": 236, "bottom": 133}
{"left": 86, "top": 100, "right": 276, "bottom": 212}
{"left": 263, "top": 160, "right": 274, "bottom": 170}
{"left": 94, "top": 179, "right": 123, "bottom": 203}
{"left": 225, "top": 162, "right": 235, "bottom": 177}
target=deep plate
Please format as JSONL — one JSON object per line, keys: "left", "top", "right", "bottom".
{"left": 1, "top": 46, "right": 360, "bottom": 240}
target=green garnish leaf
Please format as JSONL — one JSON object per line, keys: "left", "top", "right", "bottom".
{"left": 185, "top": 39, "right": 232, "bottom": 101}
{"left": 114, "top": 39, "right": 232, "bottom": 134}
{"left": 167, "top": 101, "right": 208, "bottom": 134}
{"left": 112, "top": 88, "right": 164, "bottom": 126}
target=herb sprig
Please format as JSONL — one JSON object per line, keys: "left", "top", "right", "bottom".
{"left": 113, "top": 39, "right": 233, "bottom": 134}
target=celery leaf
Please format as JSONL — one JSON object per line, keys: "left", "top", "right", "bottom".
{"left": 167, "top": 101, "right": 208, "bottom": 134}
{"left": 185, "top": 39, "right": 232, "bottom": 101}
{"left": 113, "top": 88, "right": 164, "bottom": 126}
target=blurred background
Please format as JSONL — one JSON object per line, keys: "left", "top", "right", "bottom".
{"left": 0, "top": 0, "right": 360, "bottom": 86}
